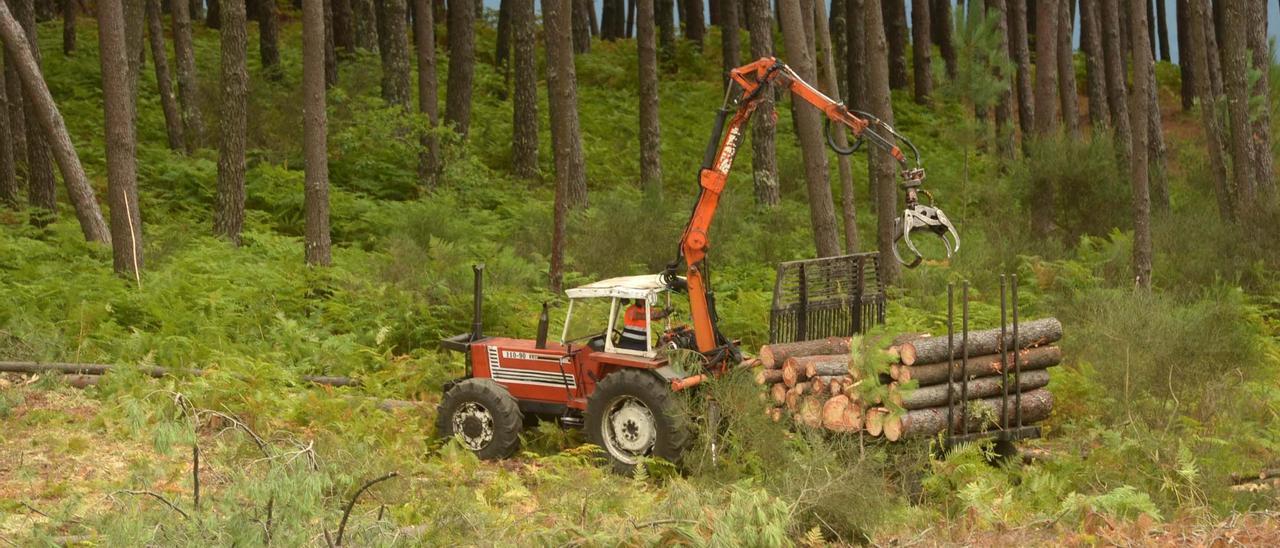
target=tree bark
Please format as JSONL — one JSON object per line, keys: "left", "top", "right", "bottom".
{"left": 1100, "top": 0, "right": 1131, "bottom": 164}
{"left": 191, "top": 0, "right": 204, "bottom": 20}
{"left": 214, "top": 0, "right": 248, "bottom": 245}
{"left": 171, "top": 0, "right": 203, "bottom": 151}
{"left": 759, "top": 336, "right": 852, "bottom": 368}
{"left": 720, "top": 0, "right": 738, "bottom": 87}
{"left": 889, "top": 388, "right": 1054, "bottom": 440}
{"left": 511, "top": 0, "right": 537, "bottom": 180}
{"left": 415, "top": 0, "right": 440, "bottom": 187}
{"left": 4, "top": 54, "right": 25, "bottom": 175}
{"left": 1034, "top": 0, "right": 1060, "bottom": 138}
{"left": 866, "top": 0, "right": 898, "bottom": 283}
{"left": 779, "top": 0, "right": 840, "bottom": 258}
{"left": 797, "top": 355, "right": 853, "bottom": 378}
{"left": 680, "top": 0, "right": 704, "bottom": 46}
{"left": 146, "top": 0, "right": 185, "bottom": 151}
{"left": 1154, "top": 0, "right": 1169, "bottom": 61}
{"left": 911, "top": 0, "right": 931, "bottom": 104}
{"left": 657, "top": 0, "right": 675, "bottom": 60}
{"left": 1246, "top": 0, "right": 1276, "bottom": 209}
{"left": 572, "top": 0, "right": 592, "bottom": 53}
{"left": 353, "top": 0, "right": 377, "bottom": 49}
{"left": 1080, "top": 0, "right": 1109, "bottom": 129}
{"left": 14, "top": 0, "right": 56, "bottom": 224}
{"left": 896, "top": 345, "right": 1062, "bottom": 385}
{"left": 935, "top": 0, "right": 955, "bottom": 78}
{"left": 881, "top": 0, "right": 907, "bottom": 89}
{"left": 1056, "top": 0, "right": 1079, "bottom": 139}
{"left": 985, "top": 0, "right": 1014, "bottom": 159}
{"left": 323, "top": 0, "right": 336, "bottom": 86}
{"left": 901, "top": 369, "right": 1050, "bottom": 410}
{"left": 0, "top": 67, "right": 14, "bottom": 208}
{"left": 101, "top": 0, "right": 144, "bottom": 276}
{"left": 899, "top": 317, "right": 1063, "bottom": 365}
{"left": 207, "top": 0, "right": 220, "bottom": 28}
{"left": 379, "top": 0, "right": 410, "bottom": 108}
{"left": 1175, "top": 0, "right": 1192, "bottom": 111}
{"left": 1201, "top": 2, "right": 1221, "bottom": 98}
{"left": 627, "top": 0, "right": 636, "bottom": 38}
{"left": 256, "top": 0, "right": 280, "bottom": 77}
{"left": 124, "top": 0, "right": 145, "bottom": 100}
{"left": 333, "top": 0, "right": 354, "bottom": 54}
{"left": 1185, "top": 0, "right": 1231, "bottom": 221}
{"left": 1146, "top": 49, "right": 1168, "bottom": 214}
{"left": 61, "top": 0, "right": 74, "bottom": 54}
{"left": 638, "top": 0, "right": 662, "bottom": 193}
{"left": 1221, "top": 1, "right": 1257, "bottom": 217}
{"left": 544, "top": 0, "right": 586, "bottom": 290}
{"left": 496, "top": 0, "right": 511, "bottom": 83}
{"left": 746, "top": 0, "right": 778, "bottom": 208}
{"left": 0, "top": 0, "right": 109, "bottom": 243}
{"left": 814, "top": 0, "right": 857, "bottom": 251}
{"left": 1008, "top": 0, "right": 1034, "bottom": 153}
{"left": 302, "top": 0, "right": 331, "bottom": 265}
{"left": 845, "top": 0, "right": 865, "bottom": 108}
{"left": 445, "top": 0, "right": 475, "bottom": 139}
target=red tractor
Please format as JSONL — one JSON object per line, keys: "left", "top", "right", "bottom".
{"left": 437, "top": 58, "right": 958, "bottom": 472}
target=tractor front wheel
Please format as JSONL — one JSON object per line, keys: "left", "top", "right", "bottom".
{"left": 436, "top": 378, "right": 523, "bottom": 460}
{"left": 586, "top": 369, "right": 691, "bottom": 474}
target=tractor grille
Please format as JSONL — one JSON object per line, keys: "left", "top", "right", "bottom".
{"left": 768, "top": 253, "right": 886, "bottom": 344}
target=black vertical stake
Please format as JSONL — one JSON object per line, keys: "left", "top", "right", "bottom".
{"left": 1013, "top": 274, "right": 1023, "bottom": 429}
{"left": 999, "top": 275, "right": 1009, "bottom": 431}
{"left": 961, "top": 281, "right": 970, "bottom": 437}
{"left": 945, "top": 283, "right": 955, "bottom": 444}
{"left": 853, "top": 257, "right": 864, "bottom": 333}
{"left": 797, "top": 264, "right": 808, "bottom": 341}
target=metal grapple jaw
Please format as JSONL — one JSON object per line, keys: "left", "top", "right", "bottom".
{"left": 892, "top": 170, "right": 959, "bottom": 268}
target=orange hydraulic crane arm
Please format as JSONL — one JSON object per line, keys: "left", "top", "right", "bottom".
{"left": 662, "top": 57, "right": 958, "bottom": 358}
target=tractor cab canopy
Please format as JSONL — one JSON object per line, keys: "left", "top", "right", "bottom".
{"left": 560, "top": 274, "right": 683, "bottom": 358}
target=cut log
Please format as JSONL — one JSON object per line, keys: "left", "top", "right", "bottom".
{"left": 891, "top": 332, "right": 932, "bottom": 346}
{"left": 882, "top": 410, "right": 903, "bottom": 441}
{"left": 843, "top": 401, "right": 864, "bottom": 431}
{"left": 899, "top": 318, "right": 1062, "bottom": 366}
{"left": 810, "top": 375, "right": 828, "bottom": 394}
{"left": 785, "top": 384, "right": 807, "bottom": 410}
{"left": 0, "top": 361, "right": 360, "bottom": 387}
{"left": 887, "top": 388, "right": 1055, "bottom": 440}
{"left": 886, "top": 382, "right": 904, "bottom": 408}
{"left": 822, "top": 395, "right": 862, "bottom": 432}
{"left": 904, "top": 346, "right": 1061, "bottom": 386}
{"left": 901, "top": 370, "right": 1051, "bottom": 410}
{"left": 769, "top": 407, "right": 784, "bottom": 422}
{"left": 770, "top": 383, "right": 788, "bottom": 404}
{"left": 755, "top": 369, "right": 784, "bottom": 385}
{"left": 759, "top": 337, "right": 851, "bottom": 368}
{"left": 792, "top": 354, "right": 851, "bottom": 378}
{"left": 798, "top": 395, "right": 827, "bottom": 428}
{"left": 865, "top": 407, "right": 886, "bottom": 436}
{"left": 782, "top": 361, "right": 805, "bottom": 387}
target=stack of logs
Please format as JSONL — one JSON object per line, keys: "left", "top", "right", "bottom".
{"left": 755, "top": 318, "right": 1063, "bottom": 442}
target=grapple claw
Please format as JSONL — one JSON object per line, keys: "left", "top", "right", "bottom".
{"left": 892, "top": 204, "right": 960, "bottom": 268}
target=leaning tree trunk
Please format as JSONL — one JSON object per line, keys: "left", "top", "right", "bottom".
{"left": 1008, "top": 0, "right": 1034, "bottom": 154}
{"left": 1056, "top": 0, "right": 1079, "bottom": 139}
{"left": 746, "top": 0, "right": 778, "bottom": 208}
{"left": 1201, "top": 2, "right": 1222, "bottom": 98}
{"left": 814, "top": 0, "right": 857, "bottom": 252}
{"left": 146, "top": 0, "right": 184, "bottom": 151}
{"left": 1128, "top": 0, "right": 1152, "bottom": 291}
{"left": 170, "top": 0, "right": 203, "bottom": 151}
{"left": 4, "top": 55, "right": 25, "bottom": 172}
{"left": 1221, "top": 1, "right": 1257, "bottom": 216}
{"left": 258, "top": 0, "right": 280, "bottom": 77}
{"left": 1186, "top": 0, "right": 1232, "bottom": 221}
{"left": 779, "top": 0, "right": 841, "bottom": 258}
{"left": 866, "top": 0, "right": 898, "bottom": 284}
{"left": 303, "top": 0, "right": 331, "bottom": 266}
{"left": 61, "top": 0, "right": 74, "bottom": 54}
{"left": 1246, "top": 1, "right": 1276, "bottom": 208}
{"left": 100, "top": 0, "right": 144, "bottom": 276}
{"left": 0, "top": 0, "right": 109, "bottom": 243}
{"left": 898, "top": 346, "right": 1062, "bottom": 385}
{"left": 899, "top": 317, "right": 1063, "bottom": 365}
{"left": 510, "top": 0, "right": 538, "bottom": 180}
{"left": 881, "top": 0, "right": 907, "bottom": 89}
{"left": 379, "top": 0, "right": 410, "bottom": 109}
{"left": 214, "top": 0, "right": 248, "bottom": 245}
{"left": 1100, "top": 0, "right": 1131, "bottom": 165}
{"left": 445, "top": 0, "right": 475, "bottom": 138}
{"left": 1080, "top": 0, "right": 1109, "bottom": 129}
{"left": 0, "top": 67, "right": 17, "bottom": 208}
{"left": 911, "top": 0, "right": 931, "bottom": 104}
{"left": 637, "top": 0, "right": 662, "bottom": 193}
{"left": 14, "top": 0, "right": 57, "bottom": 225}
{"left": 543, "top": 0, "right": 585, "bottom": 290}
{"left": 902, "top": 369, "right": 1050, "bottom": 410}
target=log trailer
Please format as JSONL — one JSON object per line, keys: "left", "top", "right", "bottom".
{"left": 437, "top": 58, "right": 960, "bottom": 472}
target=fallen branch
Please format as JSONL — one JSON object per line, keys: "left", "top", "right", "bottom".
{"left": 112, "top": 490, "right": 189, "bottom": 520}
{"left": 0, "top": 361, "right": 360, "bottom": 387}
{"left": 334, "top": 472, "right": 399, "bottom": 546}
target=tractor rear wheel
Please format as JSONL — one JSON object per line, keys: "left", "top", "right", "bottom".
{"left": 586, "top": 369, "right": 691, "bottom": 474}
{"left": 436, "top": 378, "right": 523, "bottom": 460}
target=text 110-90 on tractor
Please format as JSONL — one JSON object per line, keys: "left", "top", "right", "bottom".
{"left": 436, "top": 57, "right": 958, "bottom": 473}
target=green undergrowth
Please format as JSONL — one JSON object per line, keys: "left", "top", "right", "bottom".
{"left": 2, "top": 14, "right": 1280, "bottom": 545}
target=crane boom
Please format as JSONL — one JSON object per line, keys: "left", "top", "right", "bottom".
{"left": 664, "top": 57, "right": 958, "bottom": 357}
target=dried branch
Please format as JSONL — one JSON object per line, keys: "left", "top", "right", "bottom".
{"left": 112, "top": 490, "right": 190, "bottom": 520}
{"left": 334, "top": 472, "right": 400, "bottom": 546}
{"left": 192, "top": 444, "right": 200, "bottom": 510}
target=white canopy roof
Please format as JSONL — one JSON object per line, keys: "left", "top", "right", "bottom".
{"left": 564, "top": 274, "right": 681, "bottom": 300}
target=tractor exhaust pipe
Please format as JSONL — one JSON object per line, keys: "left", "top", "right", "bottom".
{"left": 535, "top": 302, "right": 549, "bottom": 349}
{"left": 471, "top": 264, "right": 485, "bottom": 340}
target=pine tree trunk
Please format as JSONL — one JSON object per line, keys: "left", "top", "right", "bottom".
{"left": 1246, "top": 1, "right": 1276, "bottom": 209}
{"left": 1155, "top": 0, "right": 1169, "bottom": 61}
{"left": 414, "top": 0, "right": 440, "bottom": 187}
{"left": 881, "top": 0, "right": 907, "bottom": 89}
{"left": 638, "top": 0, "right": 662, "bottom": 193}
{"left": 171, "top": 0, "right": 203, "bottom": 151}
{"left": 544, "top": 0, "right": 585, "bottom": 291}
{"left": 866, "top": 0, "right": 898, "bottom": 283}
{"left": 1100, "top": 0, "right": 1131, "bottom": 164}
{"left": 657, "top": 0, "right": 675, "bottom": 61}
{"left": 627, "top": 0, "right": 636, "bottom": 38}
{"left": 146, "top": 0, "right": 184, "bottom": 151}
{"left": 61, "top": 0, "right": 74, "bottom": 54}
{"left": 779, "top": 0, "right": 840, "bottom": 258}
{"left": 1201, "top": 2, "right": 1222, "bottom": 98}
{"left": 747, "top": 0, "right": 778, "bottom": 208}
{"left": 1056, "top": 0, "right": 1079, "bottom": 139}
{"left": 814, "top": 0, "right": 857, "bottom": 251}
{"left": 353, "top": 0, "right": 377, "bottom": 49}
{"left": 1129, "top": 0, "right": 1152, "bottom": 289}
{"left": 511, "top": 0, "right": 538, "bottom": 180}
{"left": 101, "top": 0, "right": 144, "bottom": 275}
{"left": 303, "top": 0, "right": 331, "bottom": 265}
{"left": 0, "top": 63, "right": 17, "bottom": 208}
{"left": 1080, "top": 0, "right": 1109, "bottom": 128}
{"left": 935, "top": 0, "right": 955, "bottom": 78}
{"left": 987, "top": 0, "right": 1014, "bottom": 159}
{"left": 1031, "top": 0, "right": 1059, "bottom": 238}
{"left": 333, "top": 0, "right": 354, "bottom": 54}
{"left": 720, "top": 0, "right": 738, "bottom": 87}
{"left": 902, "top": 369, "right": 1050, "bottom": 409}
{"left": 1221, "top": 1, "right": 1257, "bottom": 215}
{"left": 588, "top": 0, "right": 599, "bottom": 35}
{"left": 496, "top": 0, "right": 512, "bottom": 87}
{"left": 379, "top": 0, "right": 410, "bottom": 108}
{"left": 4, "top": 56, "right": 25, "bottom": 173}
{"left": 1146, "top": 52, "right": 1168, "bottom": 213}
{"left": 846, "top": 0, "right": 866, "bottom": 108}
{"left": 1186, "top": 0, "right": 1232, "bottom": 221}
{"left": 207, "top": 0, "right": 220, "bottom": 28}
{"left": 911, "top": 0, "right": 931, "bottom": 104}
{"left": 707, "top": 0, "right": 718, "bottom": 25}
{"left": 445, "top": 0, "right": 475, "bottom": 137}
{"left": 573, "top": 0, "right": 592, "bottom": 53}
{"left": 830, "top": 0, "right": 847, "bottom": 99}
{"left": 190, "top": 0, "right": 204, "bottom": 20}
{"left": 0, "top": 0, "right": 109, "bottom": 242}
{"left": 1008, "top": 0, "right": 1034, "bottom": 153}
{"left": 1175, "top": 0, "right": 1193, "bottom": 111}
{"left": 214, "top": 0, "right": 248, "bottom": 245}
{"left": 124, "top": 0, "right": 145, "bottom": 99}
{"left": 681, "top": 0, "right": 704, "bottom": 46}
{"left": 257, "top": 0, "right": 280, "bottom": 77}
{"left": 323, "top": 0, "right": 337, "bottom": 86}
{"left": 14, "top": 0, "right": 56, "bottom": 224}
{"left": 899, "top": 318, "right": 1063, "bottom": 365}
